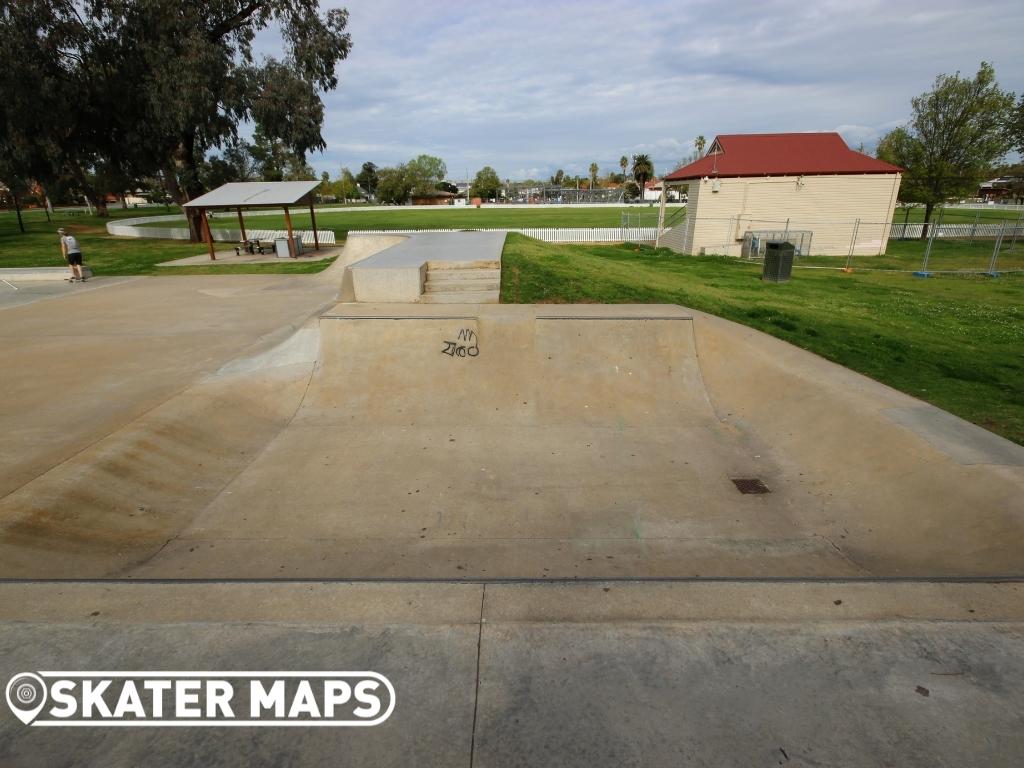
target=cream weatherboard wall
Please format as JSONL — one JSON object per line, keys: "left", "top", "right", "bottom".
{"left": 661, "top": 173, "right": 902, "bottom": 256}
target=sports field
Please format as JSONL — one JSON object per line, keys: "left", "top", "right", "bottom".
{"left": 104, "top": 204, "right": 669, "bottom": 233}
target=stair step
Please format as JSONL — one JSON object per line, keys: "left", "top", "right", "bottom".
{"left": 426, "top": 276, "right": 501, "bottom": 287}
{"left": 427, "top": 261, "right": 500, "bottom": 271}
{"left": 425, "top": 280, "right": 500, "bottom": 293}
{"left": 420, "top": 290, "right": 499, "bottom": 304}
{"left": 427, "top": 268, "right": 501, "bottom": 281}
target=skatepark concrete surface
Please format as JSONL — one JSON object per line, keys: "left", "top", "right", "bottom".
{"left": 3, "top": 295, "right": 1020, "bottom": 580}
{"left": 1, "top": 581, "right": 1023, "bottom": 767}
{"left": 1, "top": 233, "right": 1023, "bottom": 765}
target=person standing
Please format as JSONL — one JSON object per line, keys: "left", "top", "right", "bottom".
{"left": 58, "top": 227, "right": 86, "bottom": 282}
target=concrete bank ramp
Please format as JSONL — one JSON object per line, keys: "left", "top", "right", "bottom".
{"left": 142, "top": 303, "right": 840, "bottom": 578}
{"left": 3, "top": 301, "right": 1023, "bottom": 580}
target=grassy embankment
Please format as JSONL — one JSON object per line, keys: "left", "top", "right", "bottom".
{"left": 500, "top": 233, "right": 1024, "bottom": 445}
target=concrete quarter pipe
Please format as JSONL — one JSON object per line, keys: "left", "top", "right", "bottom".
{"left": 2, "top": 299, "right": 1021, "bottom": 579}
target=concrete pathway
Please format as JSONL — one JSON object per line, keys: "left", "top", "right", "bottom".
{"left": 1, "top": 581, "right": 1022, "bottom": 767}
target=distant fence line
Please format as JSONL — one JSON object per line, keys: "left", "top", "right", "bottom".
{"left": 948, "top": 203, "right": 1024, "bottom": 211}
{"left": 106, "top": 213, "right": 1019, "bottom": 248}
{"left": 107, "top": 223, "right": 336, "bottom": 246}
{"left": 353, "top": 227, "right": 659, "bottom": 243}
{"left": 107, "top": 215, "right": 660, "bottom": 244}
{"left": 890, "top": 222, "right": 1022, "bottom": 239}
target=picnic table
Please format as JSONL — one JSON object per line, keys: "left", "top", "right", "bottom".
{"left": 234, "top": 239, "right": 275, "bottom": 256}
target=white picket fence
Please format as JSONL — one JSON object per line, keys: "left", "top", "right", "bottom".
{"left": 949, "top": 203, "right": 1024, "bottom": 212}
{"left": 243, "top": 229, "right": 336, "bottom": 245}
{"left": 107, "top": 216, "right": 335, "bottom": 245}
{"left": 890, "top": 222, "right": 1022, "bottom": 239}
{"left": 353, "top": 227, "right": 659, "bottom": 243}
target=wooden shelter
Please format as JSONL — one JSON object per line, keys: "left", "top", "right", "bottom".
{"left": 182, "top": 181, "right": 322, "bottom": 260}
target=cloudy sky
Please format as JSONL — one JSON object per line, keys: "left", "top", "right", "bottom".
{"left": 289, "top": 0, "right": 1024, "bottom": 181}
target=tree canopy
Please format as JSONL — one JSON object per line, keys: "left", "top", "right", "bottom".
{"left": 632, "top": 154, "right": 654, "bottom": 191}
{"left": 375, "top": 165, "right": 412, "bottom": 205}
{"left": 470, "top": 166, "right": 502, "bottom": 200}
{"left": 356, "top": 162, "right": 379, "bottom": 199}
{"left": 0, "top": 1, "right": 351, "bottom": 234}
{"left": 1008, "top": 95, "right": 1024, "bottom": 156}
{"left": 876, "top": 62, "right": 1015, "bottom": 224}
{"left": 405, "top": 155, "right": 447, "bottom": 197}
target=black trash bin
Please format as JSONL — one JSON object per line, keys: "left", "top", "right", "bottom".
{"left": 762, "top": 240, "right": 795, "bottom": 283}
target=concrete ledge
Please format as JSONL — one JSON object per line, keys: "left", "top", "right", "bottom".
{"left": 348, "top": 231, "right": 505, "bottom": 303}
{"left": 0, "top": 266, "right": 94, "bottom": 281}
{"left": 351, "top": 261, "right": 427, "bottom": 302}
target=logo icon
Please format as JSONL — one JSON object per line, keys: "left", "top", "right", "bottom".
{"left": 5, "top": 673, "right": 47, "bottom": 725}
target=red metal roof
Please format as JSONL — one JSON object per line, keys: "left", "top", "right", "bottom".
{"left": 663, "top": 133, "right": 902, "bottom": 181}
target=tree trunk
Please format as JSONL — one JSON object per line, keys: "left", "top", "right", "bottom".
{"left": 94, "top": 197, "right": 109, "bottom": 218}
{"left": 171, "top": 134, "right": 206, "bottom": 242}
{"left": 163, "top": 165, "right": 182, "bottom": 207}
{"left": 920, "top": 202, "right": 934, "bottom": 240}
{"left": 187, "top": 209, "right": 207, "bottom": 241}
{"left": 37, "top": 184, "right": 51, "bottom": 222}
{"left": 12, "top": 191, "right": 25, "bottom": 233}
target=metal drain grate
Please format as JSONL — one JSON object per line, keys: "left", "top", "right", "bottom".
{"left": 732, "top": 478, "right": 770, "bottom": 494}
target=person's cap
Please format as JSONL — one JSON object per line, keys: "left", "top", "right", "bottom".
{"left": 57, "top": 228, "right": 66, "bottom": 234}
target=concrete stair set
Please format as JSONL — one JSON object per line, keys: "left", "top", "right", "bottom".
{"left": 347, "top": 231, "right": 506, "bottom": 303}
{"left": 421, "top": 264, "right": 500, "bottom": 304}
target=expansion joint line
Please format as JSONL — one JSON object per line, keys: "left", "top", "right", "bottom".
{"left": 469, "top": 584, "right": 486, "bottom": 768}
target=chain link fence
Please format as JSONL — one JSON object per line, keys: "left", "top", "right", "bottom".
{"left": 657, "top": 207, "right": 1024, "bottom": 274}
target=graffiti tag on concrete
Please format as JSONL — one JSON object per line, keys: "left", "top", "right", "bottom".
{"left": 441, "top": 329, "right": 479, "bottom": 358}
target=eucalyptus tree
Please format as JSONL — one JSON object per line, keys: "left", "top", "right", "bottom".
{"left": 0, "top": 1, "right": 352, "bottom": 237}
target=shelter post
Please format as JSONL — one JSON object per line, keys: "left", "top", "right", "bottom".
{"left": 283, "top": 206, "right": 296, "bottom": 258}
{"left": 308, "top": 200, "right": 320, "bottom": 250}
{"left": 201, "top": 208, "right": 216, "bottom": 260}
{"left": 236, "top": 207, "right": 247, "bottom": 242}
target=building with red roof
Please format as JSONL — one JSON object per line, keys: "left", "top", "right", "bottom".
{"left": 657, "top": 133, "right": 903, "bottom": 257}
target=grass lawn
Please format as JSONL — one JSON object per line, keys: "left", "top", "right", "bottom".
{"left": 0, "top": 208, "right": 332, "bottom": 275}
{"left": 500, "top": 234, "right": 1024, "bottom": 445}
{"left": 132, "top": 205, "right": 672, "bottom": 234}
{"left": 800, "top": 238, "right": 1024, "bottom": 272}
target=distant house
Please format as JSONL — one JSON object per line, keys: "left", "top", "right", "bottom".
{"left": 643, "top": 179, "right": 681, "bottom": 202}
{"left": 978, "top": 176, "right": 1023, "bottom": 203}
{"left": 658, "top": 133, "right": 903, "bottom": 256}
{"left": 411, "top": 190, "right": 455, "bottom": 206}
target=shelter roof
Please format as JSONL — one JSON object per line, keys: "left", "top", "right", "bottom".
{"left": 182, "top": 181, "right": 320, "bottom": 208}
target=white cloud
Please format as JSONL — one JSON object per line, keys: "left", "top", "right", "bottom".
{"left": 288, "top": 0, "right": 1024, "bottom": 179}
